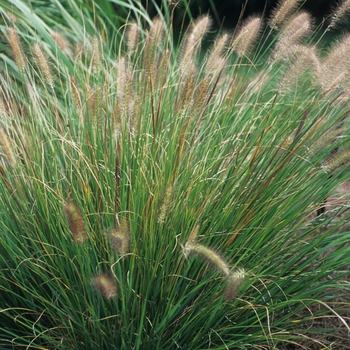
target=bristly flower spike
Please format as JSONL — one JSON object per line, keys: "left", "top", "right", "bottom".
{"left": 224, "top": 268, "right": 246, "bottom": 301}
{"left": 269, "top": 0, "right": 303, "bottom": 29}
{"left": 33, "top": 43, "right": 54, "bottom": 88}
{"left": 109, "top": 217, "right": 130, "bottom": 255}
{"left": 64, "top": 201, "right": 88, "bottom": 243}
{"left": 183, "top": 241, "right": 230, "bottom": 276}
{"left": 329, "top": 0, "right": 350, "bottom": 30}
{"left": 0, "top": 127, "right": 16, "bottom": 166}
{"left": 7, "top": 27, "right": 26, "bottom": 72}
{"left": 93, "top": 274, "right": 118, "bottom": 299}
{"left": 232, "top": 16, "right": 262, "bottom": 58}
{"left": 181, "top": 15, "right": 212, "bottom": 73}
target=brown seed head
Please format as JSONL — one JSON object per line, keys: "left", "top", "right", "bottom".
{"left": 93, "top": 274, "right": 118, "bottom": 299}
{"left": 0, "top": 127, "right": 16, "bottom": 166}
{"left": 7, "top": 27, "right": 26, "bottom": 71}
{"left": 64, "top": 201, "right": 88, "bottom": 243}
{"left": 224, "top": 268, "right": 245, "bottom": 301}
{"left": 33, "top": 43, "right": 54, "bottom": 88}
{"left": 109, "top": 217, "right": 130, "bottom": 255}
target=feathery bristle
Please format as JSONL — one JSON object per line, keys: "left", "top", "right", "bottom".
{"left": 70, "top": 76, "right": 82, "bottom": 111}
{"left": 64, "top": 201, "right": 88, "bottom": 243}
{"left": 272, "top": 12, "right": 312, "bottom": 61}
{"left": 278, "top": 45, "right": 320, "bottom": 92}
{"left": 91, "top": 36, "right": 101, "bottom": 73}
{"left": 224, "top": 268, "right": 245, "bottom": 301}
{"left": 329, "top": 0, "right": 350, "bottom": 29}
{"left": 232, "top": 16, "right": 262, "bottom": 58}
{"left": 320, "top": 34, "right": 350, "bottom": 91}
{"left": 6, "top": 12, "right": 18, "bottom": 23}
{"left": 158, "top": 184, "right": 174, "bottom": 223}
{"left": 109, "top": 217, "right": 130, "bottom": 255}
{"left": 183, "top": 242, "right": 230, "bottom": 276}
{"left": 33, "top": 43, "right": 54, "bottom": 88}
{"left": 323, "top": 149, "right": 350, "bottom": 173}
{"left": 149, "top": 17, "right": 165, "bottom": 43}
{"left": 127, "top": 22, "right": 140, "bottom": 52}
{"left": 206, "top": 33, "right": 228, "bottom": 75}
{"left": 269, "top": 0, "right": 303, "bottom": 29}
{"left": 117, "top": 56, "right": 127, "bottom": 101}
{"left": 0, "top": 127, "right": 16, "bottom": 166}
{"left": 181, "top": 15, "right": 212, "bottom": 72}
{"left": 51, "top": 31, "right": 70, "bottom": 53}
{"left": 7, "top": 27, "right": 26, "bottom": 72}
{"left": 93, "top": 274, "right": 118, "bottom": 299}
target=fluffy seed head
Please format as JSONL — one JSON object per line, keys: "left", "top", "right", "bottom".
{"left": 33, "top": 43, "right": 54, "bottom": 88}
{"left": 329, "top": 0, "right": 350, "bottom": 29}
{"left": 109, "top": 217, "right": 130, "bottom": 255}
{"left": 51, "top": 31, "right": 70, "bottom": 53}
{"left": 181, "top": 15, "right": 212, "bottom": 71}
{"left": 127, "top": 22, "right": 140, "bottom": 52}
{"left": 70, "top": 75, "right": 82, "bottom": 111}
{"left": 206, "top": 33, "right": 228, "bottom": 75}
{"left": 91, "top": 36, "right": 101, "bottom": 73}
{"left": 278, "top": 45, "right": 321, "bottom": 92}
{"left": 6, "top": 12, "right": 18, "bottom": 23}
{"left": 158, "top": 184, "right": 174, "bottom": 223}
{"left": 7, "top": 27, "right": 26, "bottom": 71}
{"left": 183, "top": 242, "right": 230, "bottom": 276}
{"left": 323, "top": 149, "right": 350, "bottom": 173}
{"left": 64, "top": 201, "right": 88, "bottom": 243}
{"left": 93, "top": 274, "right": 118, "bottom": 299}
{"left": 0, "top": 127, "right": 16, "bottom": 166}
{"left": 272, "top": 12, "right": 312, "bottom": 60}
{"left": 224, "top": 268, "right": 245, "bottom": 301}
{"left": 232, "top": 16, "right": 262, "bottom": 58}
{"left": 269, "top": 0, "right": 303, "bottom": 29}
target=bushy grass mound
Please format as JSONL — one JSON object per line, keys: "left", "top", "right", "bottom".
{"left": 0, "top": 0, "right": 350, "bottom": 348}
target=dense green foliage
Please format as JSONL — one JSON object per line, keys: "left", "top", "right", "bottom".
{"left": 0, "top": 0, "right": 350, "bottom": 348}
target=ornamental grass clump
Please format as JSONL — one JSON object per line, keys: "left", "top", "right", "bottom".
{"left": 1, "top": 0, "right": 350, "bottom": 349}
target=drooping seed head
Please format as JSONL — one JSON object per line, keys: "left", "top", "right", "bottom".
{"left": 183, "top": 242, "right": 230, "bottom": 276}
{"left": 93, "top": 274, "right": 118, "bottom": 299}
{"left": 224, "top": 268, "right": 246, "bottom": 301}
